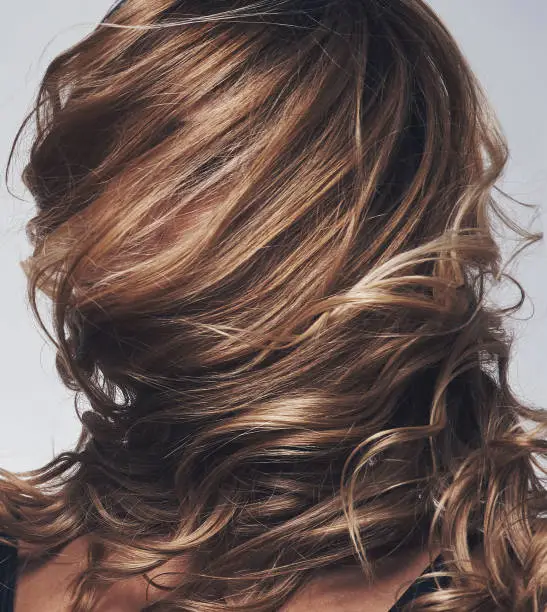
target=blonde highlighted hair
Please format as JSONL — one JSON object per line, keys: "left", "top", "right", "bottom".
{"left": 2, "top": 0, "right": 547, "bottom": 610}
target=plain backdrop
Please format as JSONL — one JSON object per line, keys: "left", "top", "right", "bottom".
{"left": 1, "top": 1, "right": 546, "bottom": 472}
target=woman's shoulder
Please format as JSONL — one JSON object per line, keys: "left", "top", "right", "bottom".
{"left": 9, "top": 534, "right": 485, "bottom": 612}
{"left": 280, "top": 546, "right": 443, "bottom": 612}
{"left": 12, "top": 535, "right": 438, "bottom": 612}
{"left": 13, "top": 535, "right": 185, "bottom": 612}
{"left": 13, "top": 536, "right": 88, "bottom": 612}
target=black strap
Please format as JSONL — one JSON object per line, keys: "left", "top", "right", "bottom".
{"left": 389, "top": 553, "right": 449, "bottom": 611}
{"left": 0, "top": 540, "right": 17, "bottom": 612}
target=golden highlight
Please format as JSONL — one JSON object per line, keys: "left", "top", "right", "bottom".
{"left": 2, "top": 0, "right": 547, "bottom": 610}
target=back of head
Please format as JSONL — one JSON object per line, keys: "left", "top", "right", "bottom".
{"left": 2, "top": 1, "right": 546, "bottom": 610}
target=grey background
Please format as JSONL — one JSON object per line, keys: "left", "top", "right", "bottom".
{"left": 1, "top": 2, "right": 545, "bottom": 472}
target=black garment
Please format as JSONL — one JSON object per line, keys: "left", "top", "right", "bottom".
{"left": 389, "top": 553, "right": 448, "bottom": 611}
{"left": 0, "top": 540, "right": 17, "bottom": 612}
{"left": 0, "top": 538, "right": 445, "bottom": 612}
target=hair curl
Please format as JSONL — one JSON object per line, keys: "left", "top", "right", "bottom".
{"left": 2, "top": 1, "right": 547, "bottom": 610}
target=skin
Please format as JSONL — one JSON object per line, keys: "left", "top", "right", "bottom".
{"left": 13, "top": 537, "right": 478, "bottom": 612}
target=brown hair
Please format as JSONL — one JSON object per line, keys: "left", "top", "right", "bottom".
{"left": 2, "top": 0, "right": 547, "bottom": 610}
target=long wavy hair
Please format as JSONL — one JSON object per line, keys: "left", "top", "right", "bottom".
{"left": 2, "top": 1, "right": 546, "bottom": 610}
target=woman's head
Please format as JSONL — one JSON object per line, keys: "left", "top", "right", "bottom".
{"left": 2, "top": 1, "right": 546, "bottom": 610}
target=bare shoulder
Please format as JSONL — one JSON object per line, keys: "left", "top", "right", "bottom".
{"left": 281, "top": 542, "right": 488, "bottom": 612}
{"left": 15, "top": 536, "right": 156, "bottom": 612}
{"left": 280, "top": 546, "right": 442, "bottom": 612}
{"left": 14, "top": 537, "right": 483, "bottom": 612}
{"left": 15, "top": 537, "right": 90, "bottom": 612}
{"left": 15, "top": 538, "right": 436, "bottom": 612}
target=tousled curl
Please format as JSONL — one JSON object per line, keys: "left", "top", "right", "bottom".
{"left": 2, "top": 0, "right": 547, "bottom": 610}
